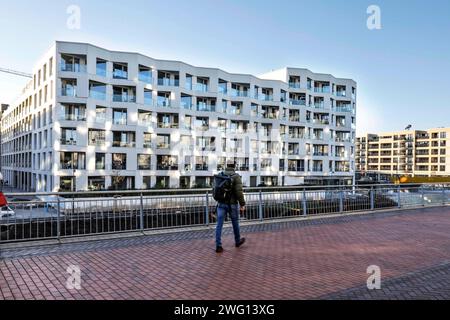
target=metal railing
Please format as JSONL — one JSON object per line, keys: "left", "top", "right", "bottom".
{"left": 0, "top": 183, "right": 449, "bottom": 244}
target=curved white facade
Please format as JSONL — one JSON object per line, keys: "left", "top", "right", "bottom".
{"left": 1, "top": 41, "right": 357, "bottom": 192}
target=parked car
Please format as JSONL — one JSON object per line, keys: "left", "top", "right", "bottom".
{"left": 0, "top": 206, "right": 15, "bottom": 218}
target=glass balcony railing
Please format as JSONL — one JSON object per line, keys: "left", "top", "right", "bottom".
{"left": 181, "top": 99, "right": 193, "bottom": 110}
{"left": 289, "top": 99, "right": 306, "bottom": 106}
{"left": 113, "top": 70, "right": 128, "bottom": 80}
{"left": 157, "top": 98, "right": 172, "bottom": 108}
{"left": 112, "top": 141, "right": 136, "bottom": 148}
{"left": 313, "top": 103, "right": 326, "bottom": 109}
{"left": 144, "top": 96, "right": 153, "bottom": 106}
{"left": 60, "top": 138, "right": 77, "bottom": 145}
{"left": 336, "top": 91, "right": 346, "bottom": 97}
{"left": 230, "top": 89, "right": 249, "bottom": 97}
{"left": 60, "top": 63, "right": 86, "bottom": 73}
{"left": 218, "top": 86, "right": 227, "bottom": 95}
{"left": 139, "top": 73, "right": 152, "bottom": 83}
{"left": 113, "top": 118, "right": 127, "bottom": 125}
{"left": 289, "top": 82, "right": 302, "bottom": 89}
{"left": 59, "top": 113, "right": 86, "bottom": 121}
{"left": 89, "top": 90, "right": 107, "bottom": 100}
{"left": 113, "top": 94, "right": 136, "bottom": 103}
{"left": 158, "top": 78, "right": 179, "bottom": 87}
{"left": 195, "top": 83, "right": 208, "bottom": 92}
{"left": 196, "top": 103, "right": 216, "bottom": 112}
{"left": 314, "top": 87, "right": 330, "bottom": 93}
{"left": 158, "top": 122, "right": 179, "bottom": 129}
{"left": 335, "top": 105, "right": 353, "bottom": 113}
{"left": 60, "top": 87, "right": 77, "bottom": 97}
{"left": 259, "top": 94, "right": 274, "bottom": 101}
{"left": 96, "top": 66, "right": 107, "bottom": 77}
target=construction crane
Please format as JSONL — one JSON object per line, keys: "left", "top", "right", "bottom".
{"left": 0, "top": 67, "right": 32, "bottom": 78}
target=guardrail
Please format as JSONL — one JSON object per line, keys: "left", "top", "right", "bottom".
{"left": 1, "top": 183, "right": 449, "bottom": 243}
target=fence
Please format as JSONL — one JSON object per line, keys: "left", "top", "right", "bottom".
{"left": 1, "top": 183, "right": 449, "bottom": 244}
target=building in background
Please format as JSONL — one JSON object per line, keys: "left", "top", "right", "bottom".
{"left": 356, "top": 128, "right": 450, "bottom": 181}
{"left": 0, "top": 104, "right": 9, "bottom": 185}
{"left": 0, "top": 41, "right": 357, "bottom": 192}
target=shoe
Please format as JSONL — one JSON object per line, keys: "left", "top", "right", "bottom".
{"left": 216, "top": 246, "right": 224, "bottom": 253}
{"left": 235, "top": 238, "right": 246, "bottom": 248}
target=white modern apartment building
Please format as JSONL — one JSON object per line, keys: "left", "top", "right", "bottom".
{"left": 0, "top": 41, "right": 357, "bottom": 192}
{"left": 356, "top": 128, "right": 450, "bottom": 177}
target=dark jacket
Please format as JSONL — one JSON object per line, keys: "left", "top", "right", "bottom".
{"left": 223, "top": 168, "right": 246, "bottom": 206}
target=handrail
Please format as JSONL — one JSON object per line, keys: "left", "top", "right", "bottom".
{"left": 2, "top": 182, "right": 449, "bottom": 197}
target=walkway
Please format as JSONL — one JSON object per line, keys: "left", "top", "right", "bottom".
{"left": 1, "top": 206, "right": 450, "bottom": 300}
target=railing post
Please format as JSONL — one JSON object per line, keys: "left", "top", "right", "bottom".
{"left": 258, "top": 189, "right": 263, "bottom": 221}
{"left": 397, "top": 185, "right": 401, "bottom": 208}
{"left": 139, "top": 193, "right": 144, "bottom": 231}
{"left": 370, "top": 187, "right": 374, "bottom": 211}
{"left": 421, "top": 186, "right": 425, "bottom": 207}
{"left": 56, "top": 196, "right": 61, "bottom": 241}
{"left": 205, "top": 192, "right": 210, "bottom": 226}
{"left": 339, "top": 190, "right": 344, "bottom": 213}
{"left": 302, "top": 189, "right": 307, "bottom": 216}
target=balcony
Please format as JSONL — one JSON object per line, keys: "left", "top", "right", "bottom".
{"left": 259, "top": 94, "right": 274, "bottom": 102}
{"left": 158, "top": 78, "right": 179, "bottom": 87}
{"left": 196, "top": 103, "right": 215, "bottom": 112}
{"left": 112, "top": 94, "right": 135, "bottom": 103}
{"left": 230, "top": 89, "right": 249, "bottom": 97}
{"left": 60, "top": 138, "right": 77, "bottom": 146}
{"left": 60, "top": 86, "right": 77, "bottom": 97}
{"left": 158, "top": 122, "right": 179, "bottom": 129}
{"left": 314, "top": 86, "right": 330, "bottom": 93}
{"left": 289, "top": 99, "right": 306, "bottom": 106}
{"left": 289, "top": 82, "right": 302, "bottom": 89}
{"left": 60, "top": 63, "right": 86, "bottom": 73}
{"left": 335, "top": 105, "right": 353, "bottom": 113}
{"left": 113, "top": 69, "right": 128, "bottom": 80}
{"left": 112, "top": 141, "right": 135, "bottom": 148}
{"left": 157, "top": 97, "right": 172, "bottom": 108}
{"left": 194, "top": 83, "right": 208, "bottom": 93}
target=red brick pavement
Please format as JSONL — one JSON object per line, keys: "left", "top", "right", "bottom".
{"left": 1, "top": 207, "right": 450, "bottom": 300}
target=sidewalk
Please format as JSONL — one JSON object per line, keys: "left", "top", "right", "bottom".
{"left": 1, "top": 206, "right": 450, "bottom": 300}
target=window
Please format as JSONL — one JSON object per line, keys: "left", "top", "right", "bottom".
{"left": 113, "top": 109, "right": 127, "bottom": 125}
{"left": 139, "top": 65, "right": 152, "bottom": 83}
{"left": 60, "top": 104, "right": 86, "bottom": 121}
{"left": 155, "top": 176, "right": 170, "bottom": 188}
{"left": 157, "top": 155, "right": 178, "bottom": 170}
{"left": 112, "top": 153, "right": 127, "bottom": 170}
{"left": 49, "top": 57, "right": 53, "bottom": 76}
{"left": 60, "top": 128, "right": 77, "bottom": 145}
{"left": 138, "top": 110, "right": 152, "bottom": 126}
{"left": 95, "top": 106, "right": 106, "bottom": 124}
{"left": 142, "top": 176, "right": 152, "bottom": 189}
{"left": 59, "top": 176, "right": 75, "bottom": 192}
{"left": 113, "top": 62, "right": 128, "bottom": 79}
{"left": 156, "top": 134, "right": 170, "bottom": 149}
{"left": 195, "top": 156, "right": 208, "bottom": 171}
{"left": 60, "top": 152, "right": 86, "bottom": 170}
{"left": 96, "top": 58, "right": 107, "bottom": 77}
{"left": 89, "top": 129, "right": 106, "bottom": 146}
{"left": 143, "top": 133, "right": 152, "bottom": 148}
{"left": 95, "top": 153, "right": 106, "bottom": 170}
{"left": 113, "top": 131, "right": 136, "bottom": 147}
{"left": 89, "top": 81, "right": 107, "bottom": 100}
{"left": 138, "top": 154, "right": 151, "bottom": 170}
{"left": 88, "top": 177, "right": 105, "bottom": 191}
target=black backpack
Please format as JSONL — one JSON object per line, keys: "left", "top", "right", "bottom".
{"left": 212, "top": 172, "right": 235, "bottom": 203}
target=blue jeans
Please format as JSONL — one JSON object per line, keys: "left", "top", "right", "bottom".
{"left": 215, "top": 203, "right": 241, "bottom": 247}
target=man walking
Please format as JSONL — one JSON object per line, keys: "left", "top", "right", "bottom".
{"left": 213, "top": 160, "right": 246, "bottom": 253}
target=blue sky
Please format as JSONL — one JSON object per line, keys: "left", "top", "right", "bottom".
{"left": 0, "top": 0, "right": 449, "bottom": 135}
